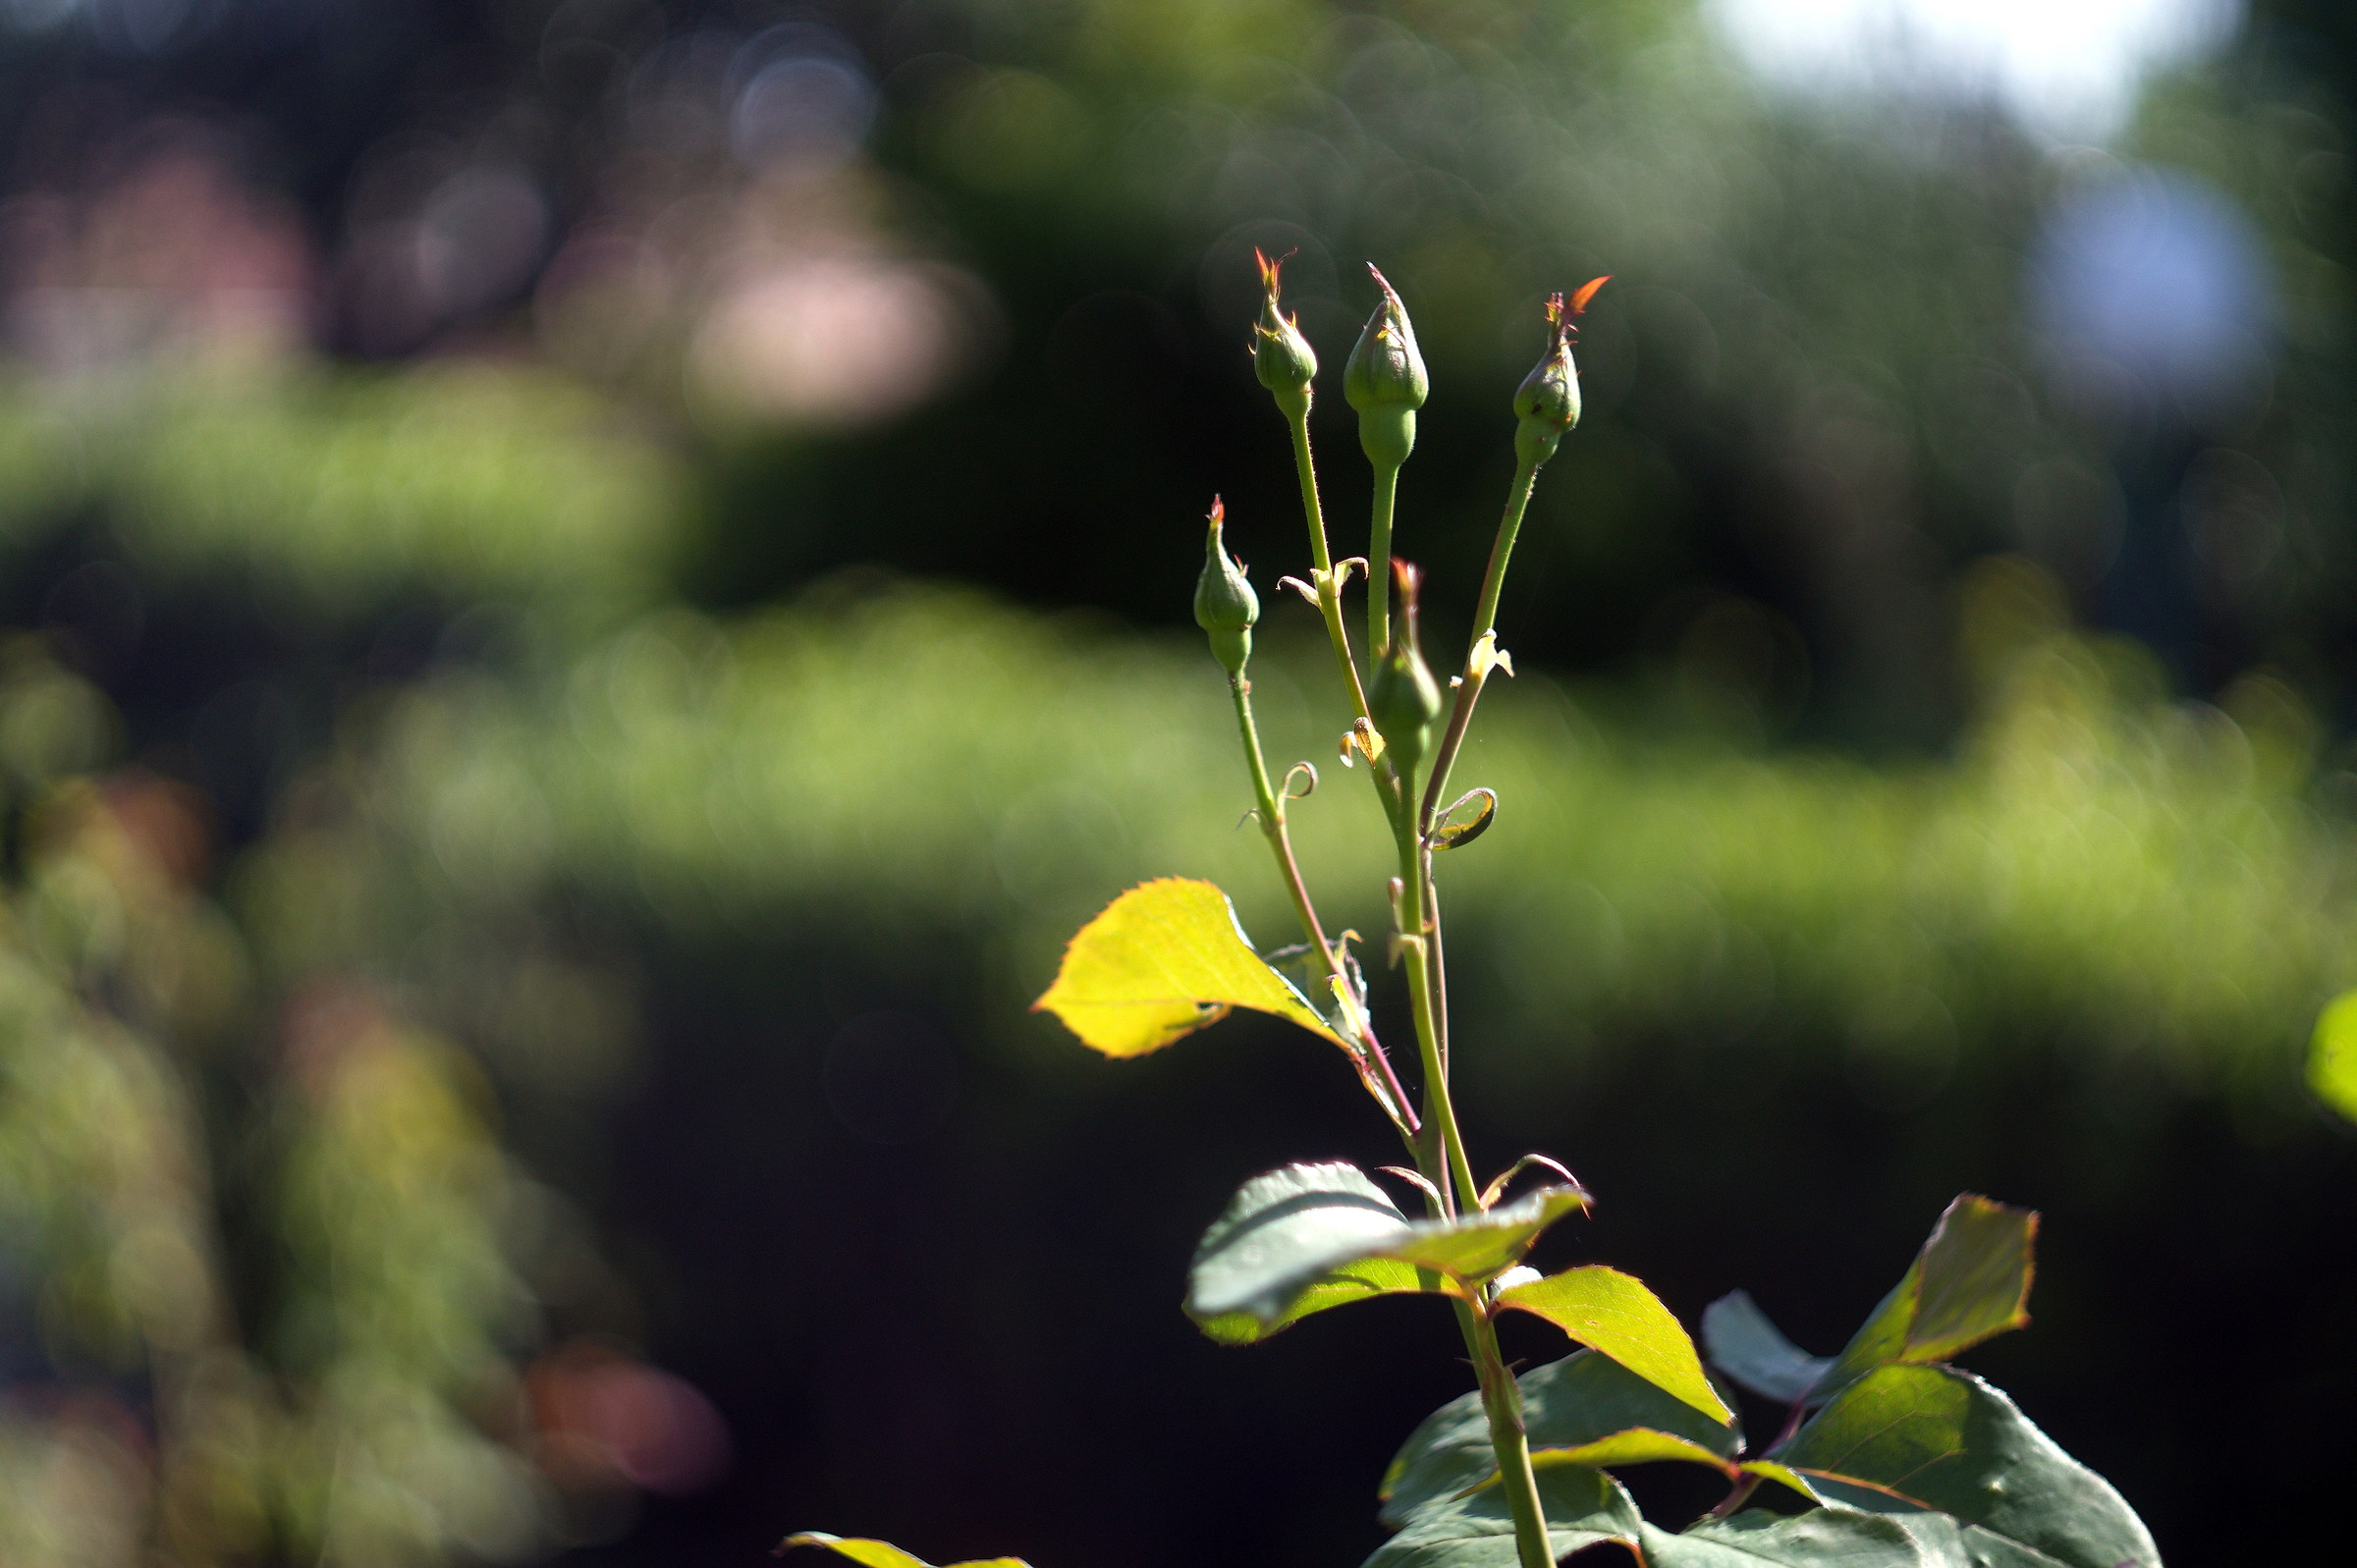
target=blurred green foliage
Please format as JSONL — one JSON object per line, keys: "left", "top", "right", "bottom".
{"left": 0, "top": 748, "right": 554, "bottom": 1564}
{"left": 324, "top": 565, "right": 2349, "bottom": 1113}
{"left": 0, "top": 367, "right": 679, "bottom": 625}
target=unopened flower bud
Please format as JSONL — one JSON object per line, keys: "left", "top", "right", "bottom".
{"left": 1513, "top": 277, "right": 1607, "bottom": 469}
{"left": 1367, "top": 559, "right": 1443, "bottom": 775}
{"left": 1250, "top": 248, "right": 1318, "bottom": 421}
{"left": 1193, "top": 498, "right": 1258, "bottom": 675}
{"left": 1344, "top": 265, "right": 1428, "bottom": 470}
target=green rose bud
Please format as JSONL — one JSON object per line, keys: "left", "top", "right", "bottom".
{"left": 1513, "top": 277, "right": 1607, "bottom": 469}
{"left": 1344, "top": 265, "right": 1428, "bottom": 470}
{"left": 1367, "top": 559, "right": 1444, "bottom": 775}
{"left": 1192, "top": 497, "right": 1258, "bottom": 675}
{"left": 1250, "top": 248, "right": 1318, "bottom": 421}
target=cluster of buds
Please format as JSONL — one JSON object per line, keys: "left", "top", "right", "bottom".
{"left": 1205, "top": 259, "right": 1612, "bottom": 755}
{"left": 1193, "top": 497, "right": 1259, "bottom": 676}
{"left": 1512, "top": 275, "right": 1608, "bottom": 470}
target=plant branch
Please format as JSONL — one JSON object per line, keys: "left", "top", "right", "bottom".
{"left": 1399, "top": 749, "right": 1548, "bottom": 1568}
{"left": 1420, "top": 461, "right": 1540, "bottom": 835}
{"left": 1231, "top": 673, "right": 1419, "bottom": 1136}
{"left": 1460, "top": 1300, "right": 1557, "bottom": 1568}
{"left": 1285, "top": 409, "right": 1378, "bottom": 725}
{"left": 1395, "top": 826, "right": 1476, "bottom": 1217}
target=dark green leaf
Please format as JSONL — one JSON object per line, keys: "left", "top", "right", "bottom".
{"left": 1774, "top": 1364, "right": 2159, "bottom": 1568}
{"left": 1365, "top": 1464, "right": 1639, "bottom": 1568}
{"left": 1500, "top": 1266, "right": 1732, "bottom": 1424}
{"left": 1815, "top": 1195, "right": 2035, "bottom": 1398}
{"left": 1190, "top": 1257, "right": 1432, "bottom": 1346}
{"left": 1381, "top": 1350, "right": 1739, "bottom": 1527}
{"left": 1701, "top": 1290, "right": 1834, "bottom": 1406}
{"left": 1185, "top": 1163, "right": 1587, "bottom": 1338}
{"left": 1636, "top": 1507, "right": 1955, "bottom": 1567}
{"left": 1184, "top": 1163, "right": 1418, "bottom": 1325}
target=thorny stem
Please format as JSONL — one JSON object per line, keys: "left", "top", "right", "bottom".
{"left": 1398, "top": 812, "right": 1551, "bottom": 1568}
{"left": 1231, "top": 673, "right": 1419, "bottom": 1136}
{"left": 1421, "top": 461, "right": 1541, "bottom": 836}
{"left": 1389, "top": 454, "right": 1561, "bottom": 1568}
{"left": 1368, "top": 460, "right": 1400, "bottom": 658}
{"left": 1463, "top": 1301, "right": 1556, "bottom": 1568}
{"left": 1397, "top": 895, "right": 1475, "bottom": 1214}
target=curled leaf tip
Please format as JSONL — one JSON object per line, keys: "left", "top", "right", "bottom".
{"left": 1569, "top": 274, "right": 1611, "bottom": 314}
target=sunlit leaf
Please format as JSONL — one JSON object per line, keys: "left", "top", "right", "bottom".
{"left": 1908, "top": 1197, "right": 2036, "bottom": 1361}
{"left": 1636, "top": 1506, "right": 1944, "bottom": 1567}
{"left": 1702, "top": 1289, "right": 1834, "bottom": 1406}
{"left": 1184, "top": 1163, "right": 1588, "bottom": 1337}
{"left": 2310, "top": 988, "right": 2357, "bottom": 1124}
{"left": 1381, "top": 1350, "right": 1739, "bottom": 1527}
{"left": 1815, "top": 1194, "right": 2035, "bottom": 1398}
{"left": 781, "top": 1534, "right": 1030, "bottom": 1568}
{"left": 1522, "top": 1428, "right": 1734, "bottom": 1475}
{"left": 1737, "top": 1461, "right": 1828, "bottom": 1504}
{"left": 1031, "top": 879, "right": 1343, "bottom": 1056}
{"left": 1384, "top": 1185, "right": 1590, "bottom": 1282}
{"left": 1774, "top": 1365, "right": 2158, "bottom": 1568}
{"left": 1498, "top": 1265, "right": 1732, "bottom": 1424}
{"left": 1366, "top": 1464, "right": 1639, "bottom": 1568}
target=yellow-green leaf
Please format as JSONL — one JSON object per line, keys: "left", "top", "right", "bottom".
{"left": 1499, "top": 1266, "right": 1733, "bottom": 1425}
{"left": 1523, "top": 1428, "right": 1736, "bottom": 1477}
{"left": 780, "top": 1534, "right": 1029, "bottom": 1568}
{"left": 2311, "top": 988, "right": 2357, "bottom": 1123}
{"left": 1031, "top": 878, "right": 1343, "bottom": 1056}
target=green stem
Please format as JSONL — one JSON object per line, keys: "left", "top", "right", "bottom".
{"left": 1231, "top": 674, "right": 1419, "bottom": 1136}
{"left": 1469, "top": 463, "right": 1541, "bottom": 655}
{"left": 1422, "top": 461, "right": 1540, "bottom": 835}
{"left": 1462, "top": 1302, "right": 1556, "bottom": 1568}
{"left": 1368, "top": 460, "right": 1399, "bottom": 658}
{"left": 1285, "top": 408, "right": 1377, "bottom": 725}
{"left": 1398, "top": 806, "right": 1550, "bottom": 1568}
{"left": 1284, "top": 406, "right": 1410, "bottom": 823}
{"left": 1394, "top": 811, "right": 1475, "bottom": 1219}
